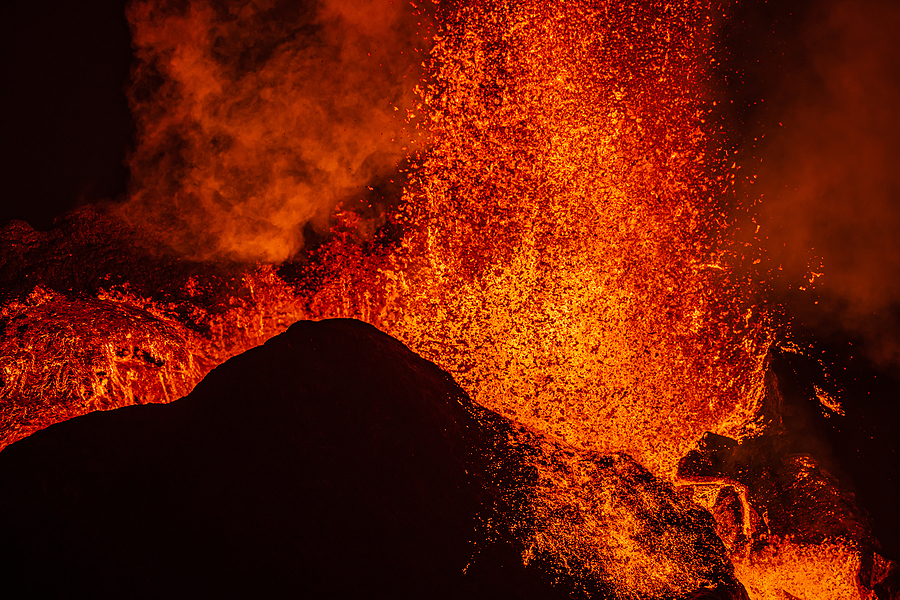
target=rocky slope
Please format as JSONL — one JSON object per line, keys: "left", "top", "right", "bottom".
{"left": 0, "top": 318, "right": 746, "bottom": 599}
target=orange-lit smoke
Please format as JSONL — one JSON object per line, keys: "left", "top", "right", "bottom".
{"left": 753, "top": 0, "right": 900, "bottom": 364}
{"left": 117, "top": 0, "right": 427, "bottom": 261}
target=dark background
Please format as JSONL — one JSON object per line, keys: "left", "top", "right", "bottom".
{"left": 722, "top": 0, "right": 900, "bottom": 558}
{"left": 0, "top": 0, "right": 132, "bottom": 230}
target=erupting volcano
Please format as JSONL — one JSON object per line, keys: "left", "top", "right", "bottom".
{"left": 1, "top": 0, "right": 898, "bottom": 598}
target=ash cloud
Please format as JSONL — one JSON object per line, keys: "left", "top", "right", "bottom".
{"left": 752, "top": 0, "right": 900, "bottom": 365}
{"left": 116, "top": 0, "right": 427, "bottom": 262}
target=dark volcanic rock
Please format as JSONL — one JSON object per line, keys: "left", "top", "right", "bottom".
{"left": 0, "top": 319, "right": 744, "bottom": 599}
{"left": 679, "top": 432, "right": 871, "bottom": 547}
{"left": 678, "top": 431, "right": 899, "bottom": 597}
{"left": 0, "top": 206, "right": 305, "bottom": 449}
{"left": 0, "top": 205, "right": 242, "bottom": 306}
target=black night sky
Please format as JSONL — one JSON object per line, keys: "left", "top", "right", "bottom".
{"left": 0, "top": 0, "right": 132, "bottom": 230}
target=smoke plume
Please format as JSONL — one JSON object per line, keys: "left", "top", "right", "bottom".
{"left": 753, "top": 0, "right": 900, "bottom": 365}
{"left": 117, "top": 0, "right": 426, "bottom": 262}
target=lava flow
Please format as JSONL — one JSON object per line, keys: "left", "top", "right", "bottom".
{"left": 0, "top": 0, "right": 896, "bottom": 599}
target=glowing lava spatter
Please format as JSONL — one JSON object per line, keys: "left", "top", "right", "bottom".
{"left": 309, "top": 0, "right": 772, "bottom": 478}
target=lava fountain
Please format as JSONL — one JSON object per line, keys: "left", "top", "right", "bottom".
{"left": 306, "top": 0, "right": 772, "bottom": 478}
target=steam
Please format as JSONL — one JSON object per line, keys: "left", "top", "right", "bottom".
{"left": 754, "top": 0, "right": 900, "bottom": 364}
{"left": 117, "top": 0, "right": 426, "bottom": 262}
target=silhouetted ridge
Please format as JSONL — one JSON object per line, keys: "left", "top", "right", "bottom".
{"left": 0, "top": 319, "right": 745, "bottom": 599}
